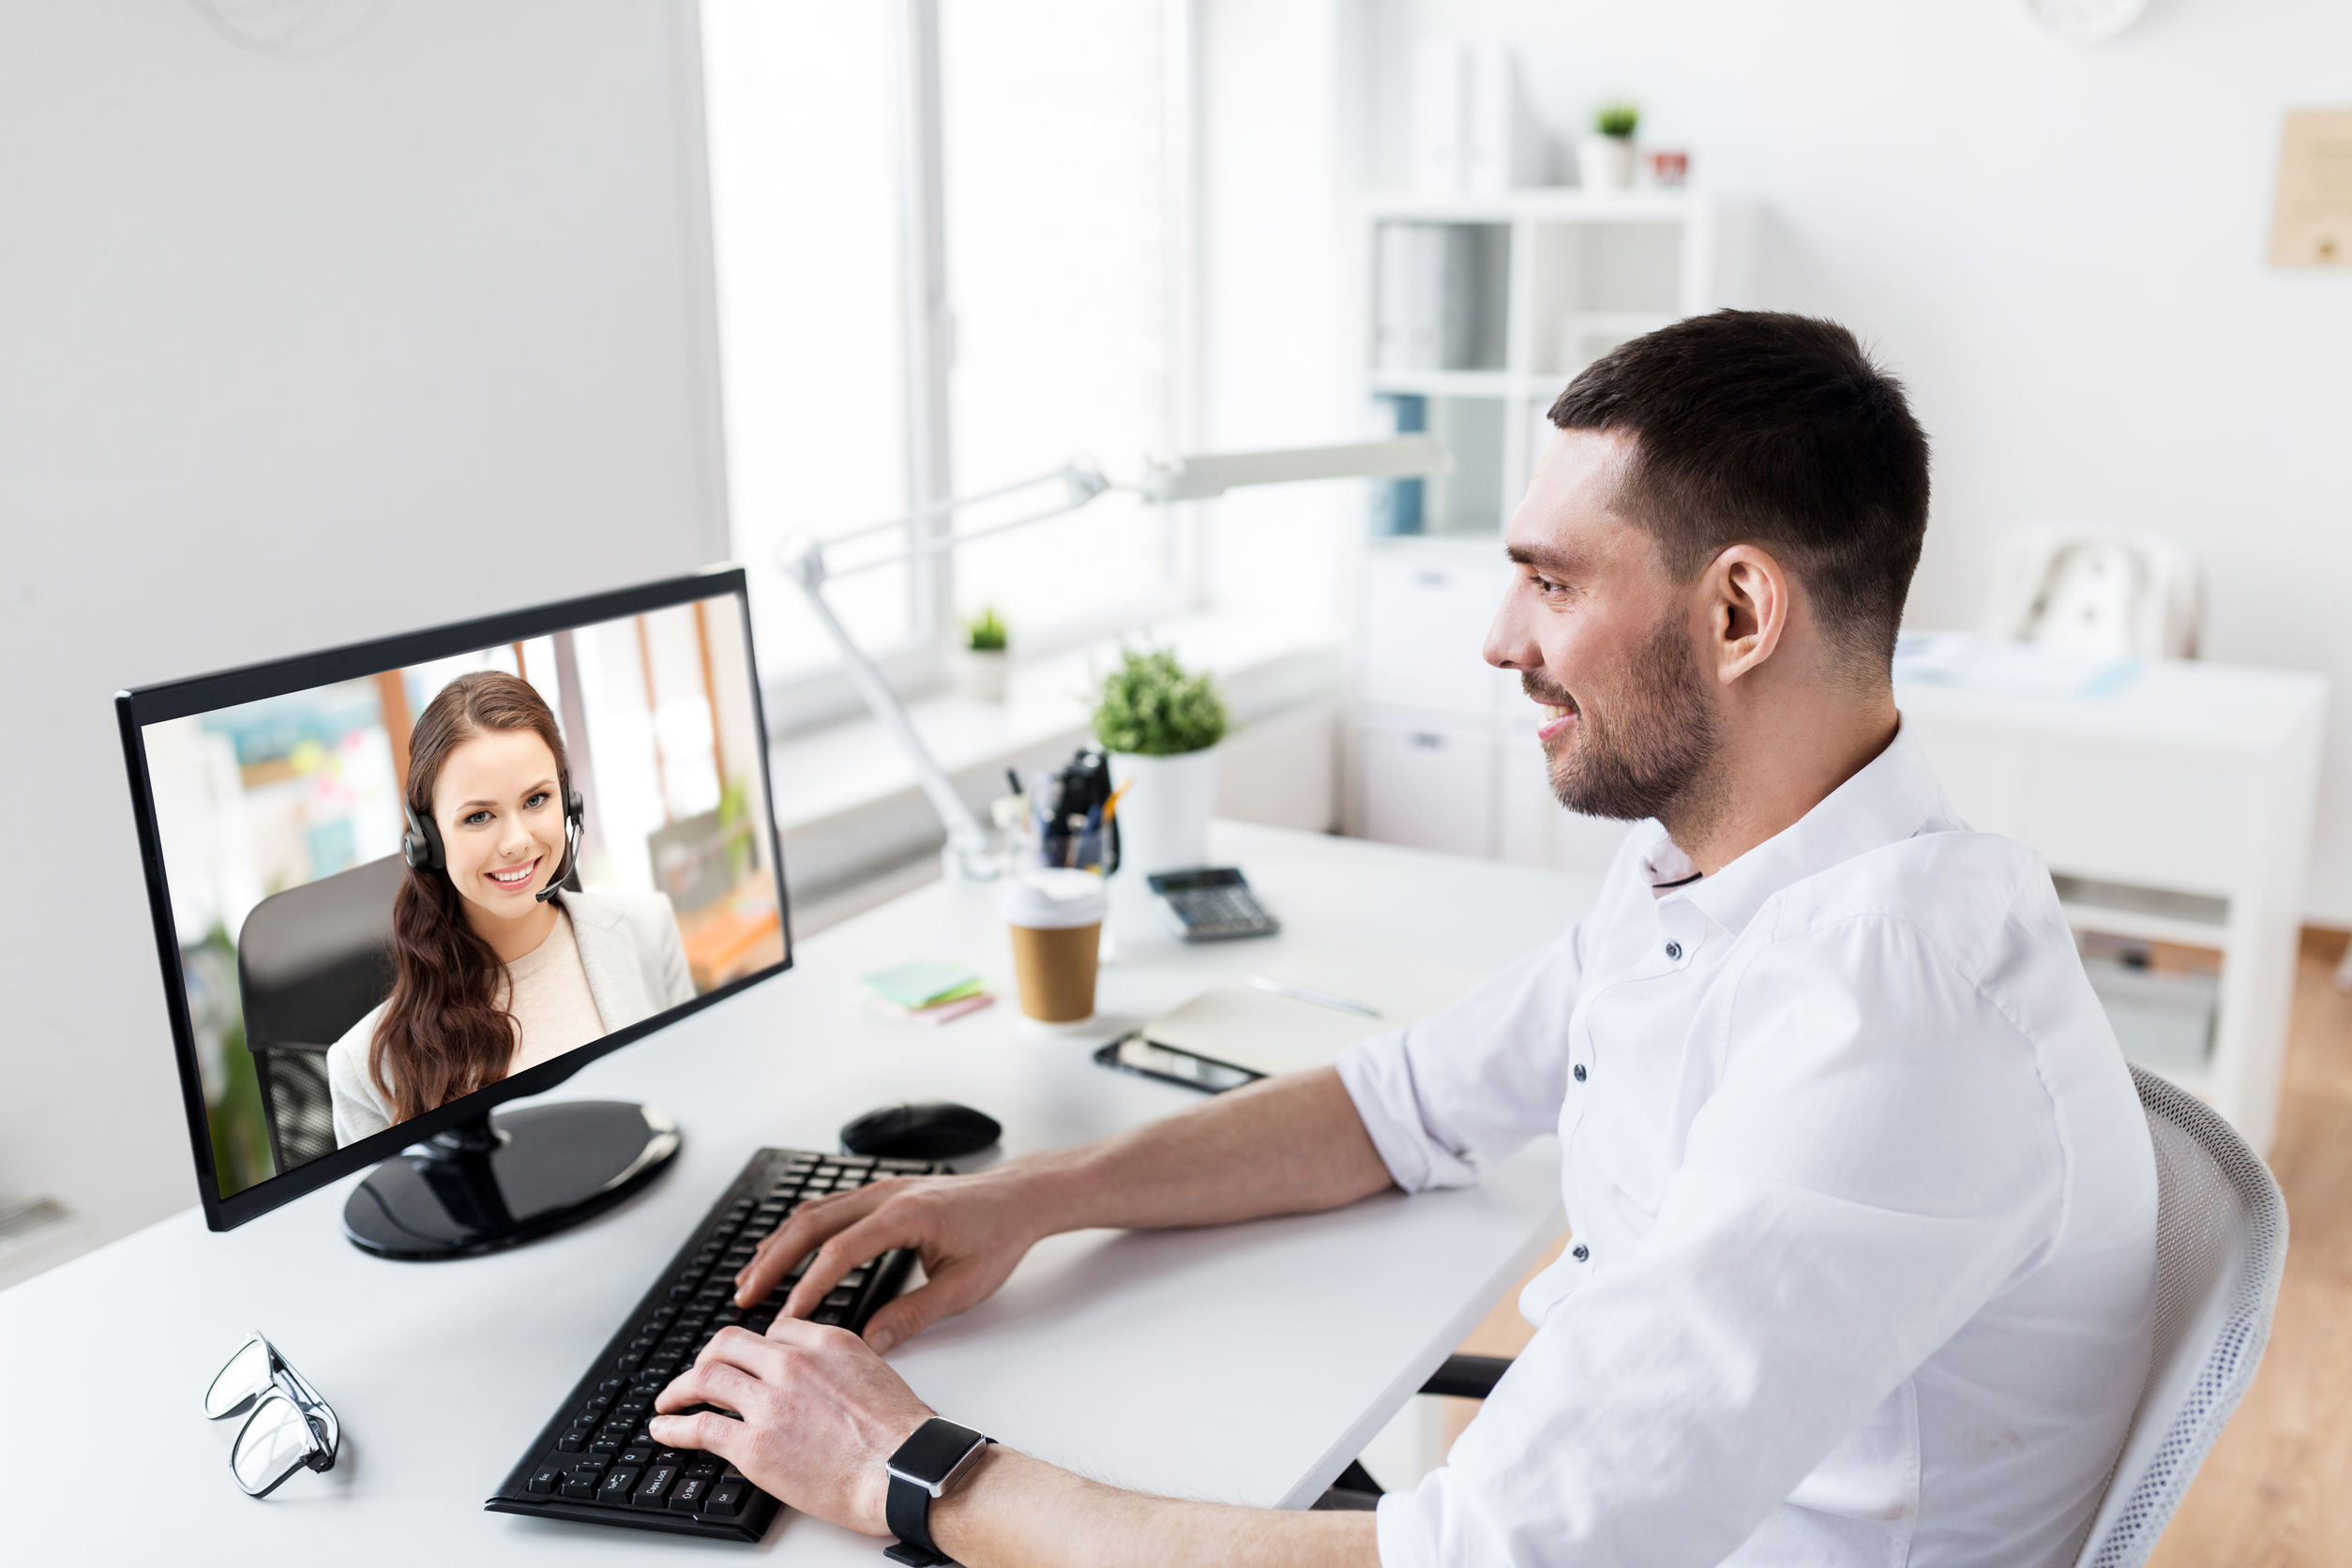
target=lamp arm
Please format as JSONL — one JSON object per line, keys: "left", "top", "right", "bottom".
{"left": 784, "top": 564, "right": 997, "bottom": 882}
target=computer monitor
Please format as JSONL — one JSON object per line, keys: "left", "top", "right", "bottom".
{"left": 116, "top": 569, "right": 790, "bottom": 1258}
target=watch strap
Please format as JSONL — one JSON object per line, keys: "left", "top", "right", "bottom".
{"left": 883, "top": 1419, "right": 990, "bottom": 1567}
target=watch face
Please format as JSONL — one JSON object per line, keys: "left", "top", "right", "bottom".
{"left": 890, "top": 1419, "right": 987, "bottom": 1486}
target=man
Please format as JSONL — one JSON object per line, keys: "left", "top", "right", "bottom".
{"left": 650, "top": 312, "right": 2157, "bottom": 1567}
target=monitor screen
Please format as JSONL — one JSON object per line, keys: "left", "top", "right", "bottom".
{"left": 118, "top": 572, "right": 788, "bottom": 1223}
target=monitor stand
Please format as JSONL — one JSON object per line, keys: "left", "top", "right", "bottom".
{"left": 342, "top": 1100, "right": 680, "bottom": 1260}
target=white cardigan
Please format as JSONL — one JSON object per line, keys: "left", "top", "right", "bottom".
{"left": 325, "top": 887, "right": 696, "bottom": 1146}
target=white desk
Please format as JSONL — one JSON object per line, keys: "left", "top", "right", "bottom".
{"left": 0, "top": 822, "right": 1594, "bottom": 1566}
{"left": 1896, "top": 657, "right": 2327, "bottom": 1153}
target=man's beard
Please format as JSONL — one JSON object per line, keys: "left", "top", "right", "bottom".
{"left": 1528, "top": 617, "right": 1724, "bottom": 822}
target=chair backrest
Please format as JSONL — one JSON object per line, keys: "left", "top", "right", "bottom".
{"left": 2073, "top": 1066, "right": 2288, "bottom": 1568}
{"left": 237, "top": 852, "right": 406, "bottom": 1168}
{"left": 1981, "top": 530, "right": 2204, "bottom": 661}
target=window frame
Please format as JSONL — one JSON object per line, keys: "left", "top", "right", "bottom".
{"left": 725, "top": 0, "right": 1204, "bottom": 739}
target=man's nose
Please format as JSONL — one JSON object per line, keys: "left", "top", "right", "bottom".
{"left": 1485, "top": 588, "right": 1537, "bottom": 671}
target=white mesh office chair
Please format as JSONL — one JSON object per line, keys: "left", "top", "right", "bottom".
{"left": 1362, "top": 1065, "right": 2290, "bottom": 1559}
{"left": 2071, "top": 1065, "right": 2289, "bottom": 1567}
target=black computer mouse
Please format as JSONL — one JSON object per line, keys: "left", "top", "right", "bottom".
{"left": 839, "top": 1101, "right": 1003, "bottom": 1161}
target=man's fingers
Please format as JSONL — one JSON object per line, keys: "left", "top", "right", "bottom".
{"left": 860, "top": 1260, "right": 983, "bottom": 1355}
{"left": 735, "top": 1189, "right": 886, "bottom": 1305}
{"left": 655, "top": 1349, "right": 767, "bottom": 1414}
{"left": 647, "top": 1409, "right": 746, "bottom": 1459}
{"left": 782, "top": 1214, "right": 907, "bottom": 1320}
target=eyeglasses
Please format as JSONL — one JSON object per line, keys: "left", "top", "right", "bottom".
{"left": 203, "top": 1333, "right": 341, "bottom": 1498}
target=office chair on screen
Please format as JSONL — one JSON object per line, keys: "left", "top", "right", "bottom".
{"left": 1327, "top": 1063, "right": 2288, "bottom": 1566}
{"left": 236, "top": 853, "right": 406, "bottom": 1170}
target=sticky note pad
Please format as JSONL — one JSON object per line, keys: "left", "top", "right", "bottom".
{"left": 861, "top": 959, "right": 985, "bottom": 1011}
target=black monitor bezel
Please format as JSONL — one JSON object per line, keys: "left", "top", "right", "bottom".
{"left": 115, "top": 566, "right": 792, "bottom": 1232}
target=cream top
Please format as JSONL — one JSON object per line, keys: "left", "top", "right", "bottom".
{"left": 500, "top": 906, "right": 607, "bottom": 1074}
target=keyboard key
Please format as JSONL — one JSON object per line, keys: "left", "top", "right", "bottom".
{"left": 525, "top": 1463, "right": 562, "bottom": 1495}
{"left": 554, "top": 1432, "right": 587, "bottom": 1453}
{"left": 684, "top": 1457, "right": 721, "bottom": 1481}
{"left": 633, "top": 1465, "right": 678, "bottom": 1508}
{"left": 670, "top": 1473, "right": 712, "bottom": 1511}
{"left": 596, "top": 1466, "right": 640, "bottom": 1502}
{"left": 620, "top": 1444, "right": 656, "bottom": 1467}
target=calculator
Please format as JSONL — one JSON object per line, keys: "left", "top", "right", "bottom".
{"left": 1146, "top": 867, "right": 1280, "bottom": 942}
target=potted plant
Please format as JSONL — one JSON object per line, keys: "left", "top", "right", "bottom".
{"left": 1092, "top": 645, "right": 1229, "bottom": 875}
{"left": 1579, "top": 102, "right": 1638, "bottom": 192}
{"left": 956, "top": 607, "right": 1010, "bottom": 702}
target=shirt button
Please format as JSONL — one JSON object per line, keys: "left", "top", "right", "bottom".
{"left": 1571, "top": 1244, "right": 1590, "bottom": 1262}
{"left": 1664, "top": 941, "right": 1682, "bottom": 960}
{"left": 1573, "top": 1063, "right": 1588, "bottom": 1082}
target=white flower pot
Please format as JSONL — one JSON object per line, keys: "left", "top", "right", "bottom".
{"left": 954, "top": 648, "right": 1009, "bottom": 703}
{"left": 1578, "top": 134, "right": 1636, "bottom": 192}
{"left": 1108, "top": 746, "right": 1219, "bottom": 877}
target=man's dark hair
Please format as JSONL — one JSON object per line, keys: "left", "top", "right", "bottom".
{"left": 1548, "top": 310, "right": 1930, "bottom": 671}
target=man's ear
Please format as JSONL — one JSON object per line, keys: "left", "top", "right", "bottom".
{"left": 1703, "top": 544, "right": 1790, "bottom": 685}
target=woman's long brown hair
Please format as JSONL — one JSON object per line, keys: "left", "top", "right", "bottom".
{"left": 369, "top": 671, "right": 570, "bottom": 1121}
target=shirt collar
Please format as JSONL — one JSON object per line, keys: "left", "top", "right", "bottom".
{"left": 1640, "top": 722, "right": 1954, "bottom": 937}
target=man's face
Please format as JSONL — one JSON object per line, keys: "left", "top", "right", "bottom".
{"left": 1483, "top": 428, "right": 1723, "bottom": 822}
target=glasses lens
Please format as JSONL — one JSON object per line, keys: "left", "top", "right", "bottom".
{"left": 232, "top": 1391, "right": 324, "bottom": 1497}
{"left": 204, "top": 1336, "right": 273, "bottom": 1421}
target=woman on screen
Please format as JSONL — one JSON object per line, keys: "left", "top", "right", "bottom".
{"left": 326, "top": 671, "right": 695, "bottom": 1145}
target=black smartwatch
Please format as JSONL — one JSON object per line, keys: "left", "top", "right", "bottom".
{"left": 882, "top": 1417, "right": 992, "bottom": 1566}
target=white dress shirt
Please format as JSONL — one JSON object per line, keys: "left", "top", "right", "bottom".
{"left": 1337, "top": 725, "right": 2157, "bottom": 1568}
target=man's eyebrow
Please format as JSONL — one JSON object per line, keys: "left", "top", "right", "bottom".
{"left": 1505, "top": 542, "right": 1583, "bottom": 575}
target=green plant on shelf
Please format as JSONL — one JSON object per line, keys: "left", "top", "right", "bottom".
{"left": 964, "top": 607, "right": 1008, "bottom": 653}
{"left": 1092, "top": 645, "right": 1229, "bottom": 757}
{"left": 1595, "top": 102, "right": 1639, "bottom": 140}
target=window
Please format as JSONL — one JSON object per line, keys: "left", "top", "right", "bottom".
{"left": 701, "top": 0, "right": 912, "bottom": 683}
{"left": 700, "top": 0, "right": 1193, "bottom": 716}
{"left": 940, "top": 0, "right": 1181, "bottom": 646}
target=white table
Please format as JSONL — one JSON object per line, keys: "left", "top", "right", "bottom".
{"left": 0, "top": 822, "right": 1594, "bottom": 1566}
{"left": 1896, "top": 658, "right": 2327, "bottom": 1153}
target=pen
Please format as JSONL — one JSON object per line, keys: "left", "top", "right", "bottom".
{"left": 1247, "top": 974, "right": 1381, "bottom": 1018}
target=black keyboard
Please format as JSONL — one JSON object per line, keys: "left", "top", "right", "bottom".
{"left": 485, "top": 1146, "right": 941, "bottom": 1542}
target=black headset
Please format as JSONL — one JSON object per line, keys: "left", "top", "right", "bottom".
{"left": 402, "top": 772, "right": 586, "bottom": 907}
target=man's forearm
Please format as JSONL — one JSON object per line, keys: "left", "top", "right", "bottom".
{"left": 1017, "top": 1066, "right": 1395, "bottom": 1237}
{"left": 933, "top": 1446, "right": 1380, "bottom": 1568}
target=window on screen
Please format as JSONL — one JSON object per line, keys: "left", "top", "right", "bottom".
{"left": 143, "top": 596, "right": 783, "bottom": 1198}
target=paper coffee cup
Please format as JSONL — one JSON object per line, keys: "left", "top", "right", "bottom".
{"left": 1002, "top": 869, "right": 1108, "bottom": 1023}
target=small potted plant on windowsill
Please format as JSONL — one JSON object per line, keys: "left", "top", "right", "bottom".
{"left": 956, "top": 608, "right": 1010, "bottom": 702}
{"left": 1580, "top": 102, "right": 1639, "bottom": 192}
{"left": 1093, "top": 645, "right": 1229, "bottom": 876}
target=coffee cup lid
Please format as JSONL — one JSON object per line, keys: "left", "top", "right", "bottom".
{"left": 1001, "top": 867, "right": 1108, "bottom": 929}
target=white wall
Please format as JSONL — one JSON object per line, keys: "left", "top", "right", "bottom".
{"left": 0, "top": 2, "right": 727, "bottom": 1258}
{"left": 1352, "top": 0, "right": 2352, "bottom": 917}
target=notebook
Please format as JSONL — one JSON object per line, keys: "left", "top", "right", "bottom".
{"left": 1142, "top": 942, "right": 1483, "bottom": 1077}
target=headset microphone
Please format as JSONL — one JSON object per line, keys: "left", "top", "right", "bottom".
{"left": 535, "top": 781, "right": 587, "bottom": 904}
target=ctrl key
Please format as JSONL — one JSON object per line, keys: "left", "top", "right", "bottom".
{"left": 702, "top": 1476, "right": 752, "bottom": 1519}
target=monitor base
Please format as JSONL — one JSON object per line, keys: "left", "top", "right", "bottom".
{"left": 342, "top": 1100, "right": 680, "bottom": 1260}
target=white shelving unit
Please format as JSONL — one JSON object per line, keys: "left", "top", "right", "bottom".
{"left": 1344, "top": 189, "right": 1760, "bottom": 877}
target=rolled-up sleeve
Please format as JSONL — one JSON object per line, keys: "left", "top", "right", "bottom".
{"left": 1337, "top": 916, "right": 1591, "bottom": 1194}
{"left": 1375, "top": 914, "right": 2067, "bottom": 1568}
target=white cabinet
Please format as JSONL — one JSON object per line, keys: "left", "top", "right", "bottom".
{"left": 1350, "top": 718, "right": 1496, "bottom": 859}
{"left": 1357, "top": 552, "right": 1512, "bottom": 714}
{"left": 1346, "top": 189, "right": 1756, "bottom": 878}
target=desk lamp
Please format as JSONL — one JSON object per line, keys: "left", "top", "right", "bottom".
{"left": 780, "top": 435, "right": 1453, "bottom": 881}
